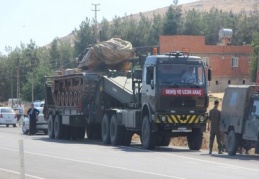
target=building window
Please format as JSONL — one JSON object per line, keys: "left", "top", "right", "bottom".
{"left": 231, "top": 57, "right": 239, "bottom": 67}
{"left": 201, "top": 57, "right": 209, "bottom": 66}
{"left": 216, "top": 80, "right": 218, "bottom": 85}
{"left": 228, "top": 80, "right": 231, "bottom": 85}
{"left": 243, "top": 80, "right": 245, "bottom": 84}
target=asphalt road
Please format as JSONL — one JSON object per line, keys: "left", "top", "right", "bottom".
{"left": 0, "top": 126, "right": 258, "bottom": 179}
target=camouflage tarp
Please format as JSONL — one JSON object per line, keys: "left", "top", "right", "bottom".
{"left": 78, "top": 38, "right": 134, "bottom": 69}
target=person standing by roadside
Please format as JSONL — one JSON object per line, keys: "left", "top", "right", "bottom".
{"left": 27, "top": 103, "right": 39, "bottom": 135}
{"left": 208, "top": 100, "right": 223, "bottom": 154}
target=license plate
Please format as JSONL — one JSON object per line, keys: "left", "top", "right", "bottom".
{"left": 172, "top": 127, "right": 192, "bottom": 132}
{"left": 6, "top": 120, "right": 11, "bottom": 123}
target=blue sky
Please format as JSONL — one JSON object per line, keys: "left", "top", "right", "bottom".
{"left": 0, "top": 0, "right": 196, "bottom": 54}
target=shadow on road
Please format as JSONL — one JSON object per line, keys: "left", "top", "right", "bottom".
{"left": 201, "top": 153, "right": 259, "bottom": 161}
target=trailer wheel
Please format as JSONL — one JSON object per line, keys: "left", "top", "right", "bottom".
{"left": 110, "top": 114, "right": 123, "bottom": 145}
{"left": 141, "top": 116, "right": 157, "bottom": 149}
{"left": 54, "top": 115, "right": 63, "bottom": 139}
{"left": 101, "top": 114, "right": 111, "bottom": 144}
{"left": 48, "top": 115, "right": 55, "bottom": 139}
{"left": 187, "top": 128, "right": 203, "bottom": 150}
{"left": 227, "top": 129, "right": 239, "bottom": 156}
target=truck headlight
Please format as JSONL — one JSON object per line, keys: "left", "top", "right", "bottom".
{"left": 199, "top": 116, "right": 205, "bottom": 122}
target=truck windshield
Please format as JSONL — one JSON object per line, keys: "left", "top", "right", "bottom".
{"left": 157, "top": 64, "right": 205, "bottom": 86}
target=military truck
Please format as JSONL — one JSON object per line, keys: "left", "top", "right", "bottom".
{"left": 44, "top": 42, "right": 211, "bottom": 149}
{"left": 221, "top": 85, "right": 259, "bottom": 155}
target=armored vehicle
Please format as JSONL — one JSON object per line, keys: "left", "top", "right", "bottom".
{"left": 221, "top": 85, "right": 259, "bottom": 155}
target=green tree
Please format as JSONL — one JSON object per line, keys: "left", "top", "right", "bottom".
{"left": 249, "top": 32, "right": 259, "bottom": 82}
{"left": 162, "top": 5, "right": 182, "bottom": 35}
{"left": 74, "top": 18, "right": 95, "bottom": 56}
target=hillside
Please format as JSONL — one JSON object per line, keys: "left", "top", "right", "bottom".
{"left": 51, "top": 0, "right": 259, "bottom": 47}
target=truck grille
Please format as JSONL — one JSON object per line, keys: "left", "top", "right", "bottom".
{"left": 160, "top": 97, "right": 196, "bottom": 108}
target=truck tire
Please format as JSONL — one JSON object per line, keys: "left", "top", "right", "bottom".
{"left": 101, "top": 114, "right": 111, "bottom": 144}
{"left": 187, "top": 128, "right": 203, "bottom": 150}
{"left": 110, "top": 114, "right": 123, "bottom": 145}
{"left": 48, "top": 115, "right": 55, "bottom": 138}
{"left": 227, "top": 129, "right": 239, "bottom": 156}
{"left": 141, "top": 116, "right": 157, "bottom": 149}
{"left": 54, "top": 115, "right": 63, "bottom": 139}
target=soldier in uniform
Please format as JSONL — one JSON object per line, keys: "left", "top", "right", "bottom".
{"left": 208, "top": 100, "right": 223, "bottom": 154}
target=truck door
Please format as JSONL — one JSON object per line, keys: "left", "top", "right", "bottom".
{"left": 243, "top": 99, "right": 259, "bottom": 141}
{"left": 142, "top": 66, "right": 156, "bottom": 108}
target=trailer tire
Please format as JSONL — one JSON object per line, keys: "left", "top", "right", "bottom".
{"left": 54, "top": 115, "right": 63, "bottom": 139}
{"left": 48, "top": 115, "right": 55, "bottom": 139}
{"left": 101, "top": 114, "right": 111, "bottom": 144}
{"left": 187, "top": 128, "right": 203, "bottom": 150}
{"left": 110, "top": 114, "right": 123, "bottom": 145}
{"left": 227, "top": 129, "right": 239, "bottom": 156}
{"left": 141, "top": 116, "right": 157, "bottom": 149}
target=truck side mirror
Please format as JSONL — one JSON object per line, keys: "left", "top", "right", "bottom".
{"left": 208, "top": 68, "right": 212, "bottom": 81}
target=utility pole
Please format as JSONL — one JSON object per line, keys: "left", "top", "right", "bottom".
{"left": 17, "top": 58, "right": 21, "bottom": 100}
{"left": 11, "top": 70, "right": 13, "bottom": 108}
{"left": 92, "top": 3, "right": 100, "bottom": 42}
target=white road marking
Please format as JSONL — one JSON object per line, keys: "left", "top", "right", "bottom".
{"left": 0, "top": 167, "right": 45, "bottom": 179}
{"left": 120, "top": 146, "right": 259, "bottom": 173}
{"left": 0, "top": 147, "right": 186, "bottom": 179}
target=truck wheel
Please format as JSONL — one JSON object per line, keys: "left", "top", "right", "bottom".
{"left": 54, "top": 115, "right": 63, "bottom": 139}
{"left": 141, "top": 116, "right": 157, "bottom": 149}
{"left": 48, "top": 115, "right": 55, "bottom": 138}
{"left": 227, "top": 129, "right": 239, "bottom": 156}
{"left": 110, "top": 114, "right": 123, "bottom": 145}
{"left": 101, "top": 114, "right": 111, "bottom": 144}
{"left": 187, "top": 128, "right": 203, "bottom": 150}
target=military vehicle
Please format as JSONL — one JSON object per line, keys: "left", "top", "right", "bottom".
{"left": 44, "top": 38, "right": 212, "bottom": 149}
{"left": 221, "top": 85, "right": 259, "bottom": 155}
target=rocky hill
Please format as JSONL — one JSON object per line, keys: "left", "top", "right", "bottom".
{"left": 51, "top": 0, "right": 259, "bottom": 47}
